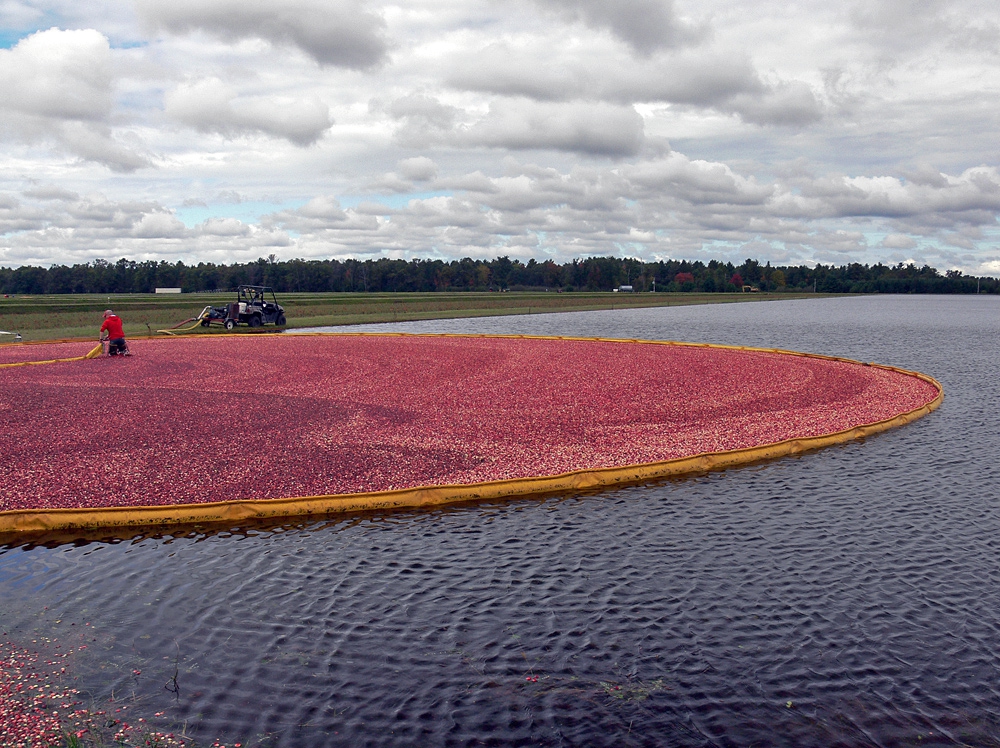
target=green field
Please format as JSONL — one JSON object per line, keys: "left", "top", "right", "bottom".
{"left": 0, "top": 290, "right": 821, "bottom": 342}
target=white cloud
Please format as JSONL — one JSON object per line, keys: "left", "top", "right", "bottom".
{"left": 462, "top": 100, "right": 645, "bottom": 156}
{"left": 5, "top": 153, "right": 1000, "bottom": 273}
{"left": 197, "top": 217, "right": 251, "bottom": 236}
{"left": 164, "top": 78, "right": 332, "bottom": 145}
{"left": 135, "top": 0, "right": 388, "bottom": 68}
{"left": 0, "top": 0, "right": 998, "bottom": 272}
{"left": 386, "top": 95, "right": 646, "bottom": 157}
{"left": 771, "top": 168, "right": 1000, "bottom": 222}
{"left": 0, "top": 28, "right": 150, "bottom": 171}
{"left": 851, "top": 0, "right": 1000, "bottom": 57}
{"left": 397, "top": 156, "right": 438, "bottom": 181}
{"left": 528, "top": 0, "right": 708, "bottom": 54}
{"left": 294, "top": 195, "right": 349, "bottom": 222}
{"left": 881, "top": 233, "right": 918, "bottom": 249}
{"left": 132, "top": 212, "right": 187, "bottom": 238}
{"left": 59, "top": 122, "right": 152, "bottom": 172}
{"left": 22, "top": 185, "right": 79, "bottom": 201}
{"left": 384, "top": 93, "right": 461, "bottom": 147}
{"left": 726, "top": 81, "right": 823, "bottom": 126}
{"left": 622, "top": 153, "right": 773, "bottom": 205}
{"left": 0, "top": 28, "right": 112, "bottom": 121}
{"left": 0, "top": 1, "right": 43, "bottom": 28}
{"left": 445, "top": 42, "right": 814, "bottom": 116}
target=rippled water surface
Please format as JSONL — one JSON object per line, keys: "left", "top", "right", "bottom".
{"left": 2, "top": 295, "right": 999, "bottom": 747}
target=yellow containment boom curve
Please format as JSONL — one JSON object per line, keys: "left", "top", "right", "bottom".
{"left": 0, "top": 343, "right": 103, "bottom": 369}
{"left": 157, "top": 306, "right": 212, "bottom": 335}
{"left": 0, "top": 334, "right": 944, "bottom": 534}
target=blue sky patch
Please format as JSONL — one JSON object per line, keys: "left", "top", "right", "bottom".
{"left": 173, "top": 200, "right": 306, "bottom": 228}
{"left": 0, "top": 29, "right": 30, "bottom": 49}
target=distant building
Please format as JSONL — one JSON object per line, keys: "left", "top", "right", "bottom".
{"left": 155, "top": 287, "right": 182, "bottom": 294}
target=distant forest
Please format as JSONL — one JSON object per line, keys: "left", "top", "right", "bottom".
{"left": 1, "top": 255, "right": 997, "bottom": 295}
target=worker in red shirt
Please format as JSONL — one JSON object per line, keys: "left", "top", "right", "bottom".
{"left": 99, "top": 309, "right": 129, "bottom": 356}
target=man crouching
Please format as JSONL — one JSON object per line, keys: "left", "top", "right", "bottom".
{"left": 100, "top": 309, "right": 129, "bottom": 356}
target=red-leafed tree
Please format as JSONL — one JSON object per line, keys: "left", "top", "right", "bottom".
{"left": 730, "top": 273, "right": 743, "bottom": 288}
{"left": 674, "top": 272, "right": 695, "bottom": 285}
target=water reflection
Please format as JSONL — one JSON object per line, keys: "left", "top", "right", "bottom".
{"left": 2, "top": 295, "right": 999, "bottom": 747}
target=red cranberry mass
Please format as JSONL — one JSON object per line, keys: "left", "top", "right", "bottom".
{"left": 0, "top": 334, "right": 939, "bottom": 513}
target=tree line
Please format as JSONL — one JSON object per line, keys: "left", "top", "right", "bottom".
{"left": 1, "top": 255, "right": 997, "bottom": 295}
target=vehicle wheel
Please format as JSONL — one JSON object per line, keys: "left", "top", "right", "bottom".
{"left": 200, "top": 319, "right": 211, "bottom": 327}
{"left": 275, "top": 314, "right": 286, "bottom": 326}
{"left": 225, "top": 319, "right": 237, "bottom": 330}
{"left": 249, "top": 315, "right": 262, "bottom": 328}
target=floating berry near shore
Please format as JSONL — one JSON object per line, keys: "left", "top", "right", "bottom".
{"left": 0, "top": 334, "right": 940, "bottom": 517}
{"left": 0, "top": 640, "right": 65, "bottom": 746}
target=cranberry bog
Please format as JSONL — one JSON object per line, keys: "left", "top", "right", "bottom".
{"left": 0, "top": 333, "right": 941, "bottom": 534}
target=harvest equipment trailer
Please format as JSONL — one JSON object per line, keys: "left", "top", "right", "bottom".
{"left": 202, "top": 285, "right": 287, "bottom": 329}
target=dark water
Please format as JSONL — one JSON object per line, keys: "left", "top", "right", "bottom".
{"left": 2, "top": 295, "right": 999, "bottom": 747}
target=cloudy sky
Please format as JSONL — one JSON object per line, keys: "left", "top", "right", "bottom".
{"left": 1, "top": 0, "right": 999, "bottom": 273}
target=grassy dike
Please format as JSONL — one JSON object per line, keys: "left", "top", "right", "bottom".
{"left": 0, "top": 290, "right": 823, "bottom": 342}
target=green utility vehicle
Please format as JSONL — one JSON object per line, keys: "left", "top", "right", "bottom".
{"left": 202, "top": 285, "right": 286, "bottom": 329}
